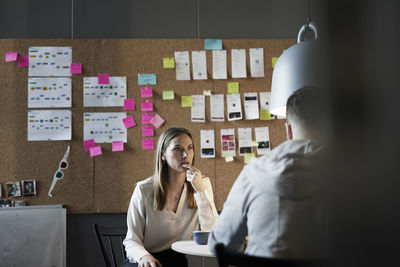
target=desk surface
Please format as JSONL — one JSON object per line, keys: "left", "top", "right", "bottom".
{"left": 171, "top": 240, "right": 214, "bottom": 257}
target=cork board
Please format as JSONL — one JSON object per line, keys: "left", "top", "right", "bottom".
{"left": 0, "top": 39, "right": 295, "bottom": 213}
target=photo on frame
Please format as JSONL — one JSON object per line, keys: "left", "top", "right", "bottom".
{"left": 22, "top": 180, "right": 36, "bottom": 196}
{"left": 6, "top": 181, "right": 21, "bottom": 197}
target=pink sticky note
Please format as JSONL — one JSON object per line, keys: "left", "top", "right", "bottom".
{"left": 90, "top": 145, "right": 102, "bottom": 157}
{"left": 142, "top": 125, "right": 154, "bottom": 137}
{"left": 142, "top": 113, "right": 153, "bottom": 124}
{"left": 112, "top": 141, "right": 124, "bottom": 152}
{"left": 83, "top": 139, "right": 96, "bottom": 151}
{"left": 142, "top": 138, "right": 154, "bottom": 150}
{"left": 70, "top": 63, "right": 82, "bottom": 74}
{"left": 123, "top": 115, "right": 136, "bottom": 129}
{"left": 98, "top": 73, "right": 109, "bottom": 84}
{"left": 17, "top": 55, "right": 29, "bottom": 68}
{"left": 5, "top": 52, "right": 18, "bottom": 62}
{"left": 141, "top": 100, "right": 153, "bottom": 111}
{"left": 150, "top": 114, "right": 165, "bottom": 129}
{"left": 141, "top": 87, "right": 153, "bottom": 98}
{"left": 124, "top": 99, "right": 135, "bottom": 110}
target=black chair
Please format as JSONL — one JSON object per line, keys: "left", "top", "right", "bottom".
{"left": 215, "top": 243, "right": 326, "bottom": 267}
{"left": 93, "top": 224, "right": 128, "bottom": 267}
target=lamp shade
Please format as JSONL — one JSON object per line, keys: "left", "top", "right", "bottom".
{"left": 270, "top": 23, "right": 327, "bottom": 117}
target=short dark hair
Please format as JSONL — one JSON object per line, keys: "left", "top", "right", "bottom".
{"left": 286, "top": 86, "right": 327, "bottom": 130}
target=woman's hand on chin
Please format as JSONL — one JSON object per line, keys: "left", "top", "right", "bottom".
{"left": 183, "top": 164, "right": 206, "bottom": 192}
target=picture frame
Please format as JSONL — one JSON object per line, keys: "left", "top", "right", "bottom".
{"left": 6, "top": 181, "right": 21, "bottom": 198}
{"left": 21, "top": 180, "right": 36, "bottom": 196}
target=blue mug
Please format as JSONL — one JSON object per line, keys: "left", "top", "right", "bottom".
{"left": 192, "top": 231, "right": 210, "bottom": 245}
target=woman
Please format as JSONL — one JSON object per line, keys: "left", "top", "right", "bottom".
{"left": 123, "top": 127, "right": 219, "bottom": 267}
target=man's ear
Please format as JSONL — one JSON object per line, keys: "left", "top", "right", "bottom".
{"left": 285, "top": 123, "right": 293, "bottom": 140}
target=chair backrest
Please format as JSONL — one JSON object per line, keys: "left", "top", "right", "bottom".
{"left": 93, "top": 224, "right": 128, "bottom": 267}
{"left": 215, "top": 243, "right": 326, "bottom": 267}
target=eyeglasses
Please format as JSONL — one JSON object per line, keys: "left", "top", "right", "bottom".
{"left": 48, "top": 145, "right": 70, "bottom": 197}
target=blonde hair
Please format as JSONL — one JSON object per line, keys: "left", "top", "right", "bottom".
{"left": 153, "top": 127, "right": 197, "bottom": 210}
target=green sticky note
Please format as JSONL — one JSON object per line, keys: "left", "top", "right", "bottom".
{"left": 163, "top": 58, "right": 175, "bottom": 69}
{"left": 181, "top": 96, "right": 192, "bottom": 107}
{"left": 225, "top": 155, "right": 234, "bottom": 162}
{"left": 227, "top": 82, "right": 239, "bottom": 94}
{"left": 203, "top": 90, "right": 211, "bottom": 96}
{"left": 272, "top": 57, "right": 278, "bottom": 68}
{"left": 244, "top": 153, "right": 256, "bottom": 164}
{"left": 260, "top": 109, "right": 272, "bottom": 120}
{"left": 162, "top": 90, "right": 174, "bottom": 100}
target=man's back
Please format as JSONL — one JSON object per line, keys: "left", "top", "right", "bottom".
{"left": 209, "top": 139, "right": 327, "bottom": 258}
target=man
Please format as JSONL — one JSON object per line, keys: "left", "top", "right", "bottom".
{"left": 209, "top": 86, "right": 329, "bottom": 259}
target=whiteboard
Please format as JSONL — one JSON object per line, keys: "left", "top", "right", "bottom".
{"left": 0, "top": 205, "right": 66, "bottom": 267}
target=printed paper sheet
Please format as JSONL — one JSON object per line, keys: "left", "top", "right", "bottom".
{"left": 83, "top": 76, "right": 126, "bottom": 107}
{"left": 191, "top": 95, "right": 206, "bottom": 122}
{"left": 210, "top": 94, "right": 225, "bottom": 122}
{"left": 200, "top": 129, "right": 215, "bottom": 158}
{"left": 212, "top": 50, "right": 227, "bottom": 79}
{"left": 175, "top": 51, "right": 190, "bottom": 80}
{"left": 227, "top": 93, "right": 242, "bottom": 121}
{"left": 244, "top": 92, "right": 260, "bottom": 120}
{"left": 191, "top": 51, "right": 207, "bottom": 80}
{"left": 255, "top": 127, "right": 271, "bottom": 155}
{"left": 84, "top": 112, "right": 127, "bottom": 143}
{"left": 249, "top": 48, "right": 265, "bottom": 78}
{"left": 28, "top": 46, "right": 72, "bottom": 77}
{"left": 28, "top": 110, "right": 71, "bottom": 141}
{"left": 238, "top": 128, "right": 253, "bottom": 156}
{"left": 231, "top": 49, "right": 247, "bottom": 78}
{"left": 28, "top": 78, "right": 71, "bottom": 108}
{"left": 221, "top": 128, "right": 236, "bottom": 157}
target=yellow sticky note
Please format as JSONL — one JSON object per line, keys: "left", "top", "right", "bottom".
{"left": 225, "top": 155, "right": 234, "bottom": 162}
{"left": 227, "top": 82, "right": 239, "bottom": 94}
{"left": 272, "top": 57, "right": 278, "bottom": 68}
{"left": 162, "top": 90, "right": 174, "bottom": 100}
{"left": 163, "top": 58, "right": 175, "bottom": 69}
{"left": 244, "top": 153, "right": 255, "bottom": 164}
{"left": 260, "top": 109, "right": 272, "bottom": 120}
{"left": 181, "top": 96, "right": 192, "bottom": 107}
{"left": 252, "top": 141, "right": 258, "bottom": 147}
{"left": 203, "top": 90, "right": 211, "bottom": 96}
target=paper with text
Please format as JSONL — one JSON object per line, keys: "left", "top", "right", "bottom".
{"left": 255, "top": 127, "right": 271, "bottom": 155}
{"left": 227, "top": 93, "right": 242, "bottom": 121}
{"left": 244, "top": 92, "right": 260, "bottom": 120}
{"left": 28, "top": 110, "right": 71, "bottom": 141}
{"left": 249, "top": 48, "right": 265, "bottom": 78}
{"left": 212, "top": 50, "right": 227, "bottom": 79}
{"left": 221, "top": 128, "right": 236, "bottom": 157}
{"left": 231, "top": 49, "right": 247, "bottom": 78}
{"left": 84, "top": 112, "right": 127, "bottom": 143}
{"left": 191, "top": 51, "right": 207, "bottom": 80}
{"left": 191, "top": 95, "right": 206, "bottom": 123}
{"left": 175, "top": 51, "right": 190, "bottom": 80}
{"left": 28, "top": 78, "right": 71, "bottom": 108}
{"left": 200, "top": 129, "right": 215, "bottom": 158}
{"left": 238, "top": 127, "right": 253, "bottom": 156}
{"left": 83, "top": 76, "right": 126, "bottom": 107}
{"left": 210, "top": 94, "right": 224, "bottom": 122}
{"left": 28, "top": 46, "right": 72, "bottom": 77}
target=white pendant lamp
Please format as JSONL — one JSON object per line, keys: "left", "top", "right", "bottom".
{"left": 270, "top": 21, "right": 328, "bottom": 117}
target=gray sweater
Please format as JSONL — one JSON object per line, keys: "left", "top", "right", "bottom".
{"left": 208, "top": 139, "right": 327, "bottom": 258}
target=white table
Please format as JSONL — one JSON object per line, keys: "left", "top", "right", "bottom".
{"left": 171, "top": 240, "right": 214, "bottom": 257}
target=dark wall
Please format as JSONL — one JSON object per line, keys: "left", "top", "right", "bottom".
{"left": 0, "top": 1, "right": 332, "bottom": 267}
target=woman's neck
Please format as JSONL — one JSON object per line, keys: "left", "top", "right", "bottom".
{"left": 167, "top": 169, "right": 186, "bottom": 192}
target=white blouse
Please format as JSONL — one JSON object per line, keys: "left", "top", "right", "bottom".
{"left": 123, "top": 176, "right": 219, "bottom": 263}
